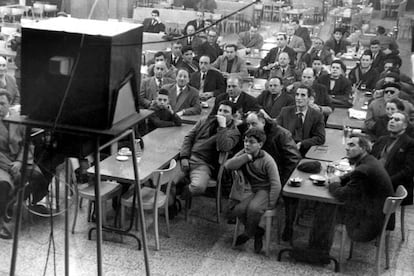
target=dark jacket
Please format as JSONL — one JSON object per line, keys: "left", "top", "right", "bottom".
{"left": 371, "top": 133, "right": 414, "bottom": 205}
{"left": 176, "top": 60, "right": 199, "bottom": 75}
{"left": 210, "top": 92, "right": 260, "bottom": 117}
{"left": 348, "top": 66, "right": 380, "bottom": 91}
{"left": 324, "top": 38, "right": 350, "bottom": 55}
{"left": 196, "top": 41, "right": 223, "bottom": 63}
{"left": 148, "top": 104, "right": 182, "bottom": 131}
{"left": 180, "top": 116, "right": 240, "bottom": 169}
{"left": 189, "top": 69, "right": 226, "bottom": 97}
{"left": 260, "top": 46, "right": 296, "bottom": 68}
{"left": 371, "top": 51, "right": 386, "bottom": 72}
{"left": 329, "top": 154, "right": 394, "bottom": 242}
{"left": 302, "top": 48, "right": 333, "bottom": 66}
{"left": 317, "top": 74, "right": 352, "bottom": 107}
{"left": 295, "top": 26, "right": 312, "bottom": 50}
{"left": 143, "top": 18, "right": 166, "bottom": 33}
{"left": 277, "top": 106, "right": 325, "bottom": 155}
{"left": 257, "top": 90, "right": 294, "bottom": 118}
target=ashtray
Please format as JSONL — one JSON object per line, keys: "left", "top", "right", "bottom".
{"left": 118, "top": 147, "right": 132, "bottom": 156}
{"left": 309, "top": 175, "right": 326, "bottom": 186}
{"left": 289, "top": 177, "right": 302, "bottom": 187}
{"left": 116, "top": 155, "right": 129, "bottom": 161}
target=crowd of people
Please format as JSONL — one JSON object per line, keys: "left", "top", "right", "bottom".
{"left": 0, "top": 8, "right": 413, "bottom": 267}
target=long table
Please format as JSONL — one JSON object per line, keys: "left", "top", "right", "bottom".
{"left": 305, "top": 128, "right": 346, "bottom": 162}
{"left": 88, "top": 124, "right": 194, "bottom": 183}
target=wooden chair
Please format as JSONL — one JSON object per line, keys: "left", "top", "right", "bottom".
{"left": 232, "top": 208, "right": 280, "bottom": 256}
{"left": 120, "top": 159, "right": 177, "bottom": 250}
{"left": 69, "top": 158, "right": 123, "bottom": 234}
{"left": 185, "top": 152, "right": 229, "bottom": 224}
{"left": 339, "top": 185, "right": 407, "bottom": 276}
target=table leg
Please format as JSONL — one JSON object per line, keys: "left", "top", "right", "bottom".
{"left": 10, "top": 126, "right": 32, "bottom": 276}
{"left": 94, "top": 137, "right": 103, "bottom": 276}
{"left": 64, "top": 159, "right": 70, "bottom": 276}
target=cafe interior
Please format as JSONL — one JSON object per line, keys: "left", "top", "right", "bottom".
{"left": 1, "top": 0, "right": 414, "bottom": 275}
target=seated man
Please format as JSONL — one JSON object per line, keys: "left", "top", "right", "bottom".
{"left": 180, "top": 25, "right": 203, "bottom": 53}
{"left": 148, "top": 88, "right": 182, "bottom": 132}
{"left": 183, "top": 11, "right": 205, "bottom": 34}
{"left": 372, "top": 112, "right": 414, "bottom": 208}
{"left": 162, "top": 68, "right": 201, "bottom": 116}
{"left": 147, "top": 51, "right": 177, "bottom": 79}
{"left": 302, "top": 37, "right": 333, "bottom": 67}
{"left": 285, "top": 24, "right": 306, "bottom": 63}
{"left": 0, "top": 57, "right": 19, "bottom": 105}
{"left": 0, "top": 90, "right": 48, "bottom": 239}
{"left": 140, "top": 61, "right": 175, "bottom": 108}
{"left": 176, "top": 46, "right": 199, "bottom": 75}
{"left": 311, "top": 57, "right": 329, "bottom": 80}
{"left": 212, "top": 44, "right": 248, "bottom": 77}
{"left": 369, "top": 39, "right": 386, "bottom": 72}
{"left": 324, "top": 28, "right": 350, "bottom": 58}
{"left": 348, "top": 51, "right": 380, "bottom": 91}
{"left": 257, "top": 77, "right": 294, "bottom": 118}
{"left": 142, "top": 9, "right": 166, "bottom": 33}
{"left": 372, "top": 26, "right": 399, "bottom": 57}
{"left": 167, "top": 41, "right": 183, "bottom": 67}
{"left": 196, "top": 29, "right": 223, "bottom": 63}
{"left": 268, "top": 52, "right": 301, "bottom": 88}
{"left": 288, "top": 68, "right": 332, "bottom": 117}
{"left": 365, "top": 82, "right": 414, "bottom": 131}
{"left": 291, "top": 19, "right": 312, "bottom": 51}
{"left": 317, "top": 60, "right": 352, "bottom": 107}
{"left": 277, "top": 85, "right": 325, "bottom": 156}
{"left": 176, "top": 100, "right": 240, "bottom": 198}
{"left": 211, "top": 75, "right": 260, "bottom": 120}
{"left": 189, "top": 55, "right": 226, "bottom": 100}
{"left": 237, "top": 25, "right": 264, "bottom": 51}
{"left": 226, "top": 128, "right": 281, "bottom": 253}
{"left": 307, "top": 135, "right": 393, "bottom": 257}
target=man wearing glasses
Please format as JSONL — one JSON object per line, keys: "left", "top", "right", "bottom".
{"left": 365, "top": 82, "right": 414, "bottom": 131}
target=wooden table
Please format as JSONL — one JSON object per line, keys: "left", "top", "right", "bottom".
{"left": 305, "top": 129, "right": 346, "bottom": 162}
{"left": 88, "top": 124, "right": 194, "bottom": 183}
{"left": 283, "top": 159, "right": 341, "bottom": 204}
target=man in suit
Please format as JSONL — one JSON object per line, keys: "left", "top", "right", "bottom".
{"left": 372, "top": 112, "right": 414, "bottom": 206}
{"left": 237, "top": 25, "right": 264, "bottom": 51}
{"left": 180, "top": 25, "right": 203, "bottom": 54}
{"left": 183, "top": 11, "right": 205, "bottom": 34}
{"left": 277, "top": 85, "right": 325, "bottom": 156}
{"left": 348, "top": 51, "right": 380, "bottom": 91}
{"left": 260, "top": 34, "right": 296, "bottom": 78}
{"left": 370, "top": 39, "right": 386, "bottom": 72}
{"left": 290, "top": 19, "right": 312, "bottom": 51}
{"left": 306, "top": 135, "right": 394, "bottom": 258}
{"left": 325, "top": 28, "right": 350, "bottom": 57}
{"left": 257, "top": 77, "right": 294, "bottom": 119}
{"left": 211, "top": 75, "right": 260, "bottom": 119}
{"left": 286, "top": 24, "right": 306, "bottom": 63}
{"left": 317, "top": 60, "right": 353, "bottom": 107}
{"left": 0, "top": 90, "right": 48, "bottom": 239}
{"left": 140, "top": 61, "right": 175, "bottom": 108}
{"left": 311, "top": 57, "right": 329, "bottom": 80}
{"left": 167, "top": 41, "right": 183, "bottom": 67}
{"left": 268, "top": 52, "right": 301, "bottom": 88}
{"left": 372, "top": 26, "right": 399, "bottom": 57}
{"left": 142, "top": 9, "right": 166, "bottom": 33}
{"left": 196, "top": 29, "right": 223, "bottom": 63}
{"left": 162, "top": 68, "right": 201, "bottom": 116}
{"left": 288, "top": 68, "right": 332, "bottom": 117}
{"left": 212, "top": 44, "right": 248, "bottom": 77}
{"left": 147, "top": 51, "right": 177, "bottom": 80}
{"left": 302, "top": 37, "right": 333, "bottom": 67}
{"left": 176, "top": 46, "right": 199, "bottom": 75}
{"left": 189, "top": 55, "right": 225, "bottom": 100}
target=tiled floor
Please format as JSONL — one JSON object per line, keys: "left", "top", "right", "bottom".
{"left": 1, "top": 8, "right": 414, "bottom": 276}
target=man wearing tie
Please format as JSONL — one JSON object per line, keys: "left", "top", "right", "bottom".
{"left": 184, "top": 11, "right": 205, "bottom": 34}
{"left": 286, "top": 25, "right": 306, "bottom": 63}
{"left": 189, "top": 55, "right": 226, "bottom": 100}
{"left": 210, "top": 75, "right": 260, "bottom": 119}
{"left": 140, "top": 61, "right": 175, "bottom": 108}
{"left": 277, "top": 85, "right": 325, "bottom": 156}
{"left": 167, "top": 41, "right": 183, "bottom": 67}
{"left": 237, "top": 25, "right": 264, "bottom": 51}
{"left": 301, "top": 37, "right": 333, "bottom": 67}
{"left": 369, "top": 39, "right": 386, "bottom": 72}
{"left": 142, "top": 10, "right": 166, "bottom": 33}
{"left": 162, "top": 68, "right": 201, "bottom": 116}
{"left": 268, "top": 52, "right": 301, "bottom": 88}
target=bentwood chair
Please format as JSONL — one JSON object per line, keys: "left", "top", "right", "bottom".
{"left": 185, "top": 152, "right": 229, "bottom": 224}
{"left": 120, "top": 159, "right": 177, "bottom": 250}
{"left": 70, "top": 158, "right": 122, "bottom": 234}
{"left": 340, "top": 185, "right": 407, "bottom": 276}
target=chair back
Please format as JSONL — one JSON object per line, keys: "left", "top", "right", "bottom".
{"left": 152, "top": 159, "right": 177, "bottom": 208}
{"left": 68, "top": 158, "right": 81, "bottom": 184}
{"left": 383, "top": 185, "right": 407, "bottom": 216}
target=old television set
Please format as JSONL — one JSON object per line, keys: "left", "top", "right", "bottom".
{"left": 20, "top": 17, "right": 143, "bottom": 129}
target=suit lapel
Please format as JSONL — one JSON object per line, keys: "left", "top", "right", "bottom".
{"left": 175, "top": 86, "right": 187, "bottom": 111}
{"left": 302, "top": 109, "right": 312, "bottom": 137}
{"left": 384, "top": 134, "right": 406, "bottom": 168}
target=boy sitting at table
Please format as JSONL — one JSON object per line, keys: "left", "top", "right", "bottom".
{"left": 225, "top": 128, "right": 281, "bottom": 253}
{"left": 148, "top": 88, "right": 182, "bottom": 132}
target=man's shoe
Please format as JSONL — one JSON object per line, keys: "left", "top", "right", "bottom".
{"left": 0, "top": 225, "right": 12, "bottom": 240}
{"left": 254, "top": 227, "right": 265, "bottom": 253}
{"left": 235, "top": 234, "right": 250, "bottom": 246}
